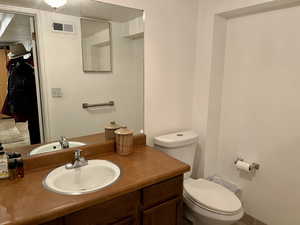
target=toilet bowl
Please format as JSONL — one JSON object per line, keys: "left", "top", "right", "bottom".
{"left": 183, "top": 178, "right": 243, "bottom": 225}
{"left": 154, "top": 131, "right": 244, "bottom": 225}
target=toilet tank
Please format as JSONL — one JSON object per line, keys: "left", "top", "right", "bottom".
{"left": 154, "top": 131, "right": 199, "bottom": 178}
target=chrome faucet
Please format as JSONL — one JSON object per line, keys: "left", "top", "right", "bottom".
{"left": 59, "top": 136, "right": 69, "bottom": 149}
{"left": 65, "top": 149, "right": 88, "bottom": 169}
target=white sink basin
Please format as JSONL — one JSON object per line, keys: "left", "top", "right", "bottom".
{"left": 30, "top": 141, "right": 86, "bottom": 156}
{"left": 43, "top": 160, "right": 121, "bottom": 195}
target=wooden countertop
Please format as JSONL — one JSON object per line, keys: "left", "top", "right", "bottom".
{"left": 0, "top": 146, "right": 190, "bottom": 225}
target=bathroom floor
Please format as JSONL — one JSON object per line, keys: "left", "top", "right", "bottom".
{"left": 183, "top": 218, "right": 247, "bottom": 225}
{"left": 183, "top": 218, "right": 192, "bottom": 225}
{"left": 234, "top": 222, "right": 247, "bottom": 225}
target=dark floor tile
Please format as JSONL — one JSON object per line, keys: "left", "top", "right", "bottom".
{"left": 241, "top": 213, "right": 256, "bottom": 225}
{"left": 183, "top": 218, "right": 192, "bottom": 225}
{"left": 254, "top": 219, "right": 268, "bottom": 225}
{"left": 234, "top": 222, "right": 248, "bottom": 225}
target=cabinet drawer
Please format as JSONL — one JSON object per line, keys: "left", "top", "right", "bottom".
{"left": 142, "top": 176, "right": 183, "bottom": 209}
{"left": 65, "top": 191, "right": 139, "bottom": 225}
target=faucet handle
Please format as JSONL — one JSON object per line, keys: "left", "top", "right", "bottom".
{"left": 65, "top": 149, "right": 88, "bottom": 169}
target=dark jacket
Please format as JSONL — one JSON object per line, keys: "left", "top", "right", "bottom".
{"left": 2, "top": 58, "right": 38, "bottom": 121}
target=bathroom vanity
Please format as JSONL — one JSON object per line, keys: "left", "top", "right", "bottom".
{"left": 0, "top": 136, "right": 189, "bottom": 225}
{"left": 42, "top": 175, "right": 183, "bottom": 225}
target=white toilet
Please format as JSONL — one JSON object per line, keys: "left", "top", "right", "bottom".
{"left": 154, "top": 131, "right": 244, "bottom": 225}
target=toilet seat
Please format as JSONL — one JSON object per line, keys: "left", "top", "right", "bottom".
{"left": 184, "top": 194, "right": 244, "bottom": 224}
{"left": 183, "top": 178, "right": 242, "bottom": 216}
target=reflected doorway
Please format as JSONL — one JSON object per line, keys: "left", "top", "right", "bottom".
{"left": 0, "top": 12, "right": 44, "bottom": 147}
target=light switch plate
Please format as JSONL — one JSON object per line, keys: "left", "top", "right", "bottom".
{"left": 51, "top": 88, "right": 63, "bottom": 98}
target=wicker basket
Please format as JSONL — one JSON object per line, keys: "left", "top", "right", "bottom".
{"left": 105, "top": 121, "right": 121, "bottom": 140}
{"left": 115, "top": 127, "right": 134, "bottom": 156}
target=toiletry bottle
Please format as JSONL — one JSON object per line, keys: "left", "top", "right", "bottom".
{"left": 16, "top": 157, "right": 24, "bottom": 178}
{"left": 7, "top": 153, "right": 24, "bottom": 179}
{"left": 0, "top": 143, "right": 9, "bottom": 179}
{"left": 8, "top": 159, "right": 17, "bottom": 180}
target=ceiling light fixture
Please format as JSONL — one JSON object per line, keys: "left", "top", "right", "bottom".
{"left": 44, "top": 0, "right": 67, "bottom": 9}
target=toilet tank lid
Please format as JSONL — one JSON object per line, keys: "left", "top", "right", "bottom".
{"left": 154, "top": 131, "right": 199, "bottom": 148}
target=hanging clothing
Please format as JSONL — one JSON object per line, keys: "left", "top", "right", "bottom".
{"left": 1, "top": 57, "right": 40, "bottom": 144}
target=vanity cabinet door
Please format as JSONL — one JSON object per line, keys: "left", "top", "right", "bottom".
{"left": 110, "top": 216, "right": 135, "bottom": 225}
{"left": 64, "top": 191, "right": 139, "bottom": 225}
{"left": 143, "top": 198, "right": 182, "bottom": 225}
{"left": 40, "top": 218, "right": 65, "bottom": 225}
{"left": 142, "top": 176, "right": 183, "bottom": 209}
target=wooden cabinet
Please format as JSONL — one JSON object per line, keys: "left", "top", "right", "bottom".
{"left": 143, "top": 198, "right": 181, "bottom": 225}
{"left": 41, "top": 218, "right": 64, "bottom": 225}
{"left": 40, "top": 176, "right": 183, "bottom": 225}
{"left": 65, "top": 191, "right": 139, "bottom": 225}
{"left": 142, "top": 176, "right": 183, "bottom": 225}
{"left": 110, "top": 217, "right": 135, "bottom": 225}
{"left": 142, "top": 176, "right": 183, "bottom": 209}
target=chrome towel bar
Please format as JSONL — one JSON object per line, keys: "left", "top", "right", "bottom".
{"left": 82, "top": 101, "right": 114, "bottom": 109}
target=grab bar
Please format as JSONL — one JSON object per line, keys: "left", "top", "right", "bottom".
{"left": 82, "top": 101, "right": 114, "bottom": 109}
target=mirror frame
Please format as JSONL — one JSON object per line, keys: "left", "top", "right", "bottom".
{"left": 80, "top": 17, "right": 113, "bottom": 73}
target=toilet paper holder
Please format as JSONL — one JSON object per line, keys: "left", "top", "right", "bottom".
{"left": 234, "top": 157, "right": 260, "bottom": 171}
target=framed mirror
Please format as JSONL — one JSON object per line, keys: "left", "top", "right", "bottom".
{"left": 81, "top": 18, "right": 112, "bottom": 72}
{"left": 0, "top": 1, "right": 144, "bottom": 158}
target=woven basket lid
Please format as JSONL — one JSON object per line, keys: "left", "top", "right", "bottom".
{"left": 114, "top": 126, "right": 133, "bottom": 135}
{"left": 105, "top": 121, "right": 121, "bottom": 130}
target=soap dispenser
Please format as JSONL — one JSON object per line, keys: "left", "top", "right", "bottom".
{"left": 0, "top": 143, "right": 9, "bottom": 179}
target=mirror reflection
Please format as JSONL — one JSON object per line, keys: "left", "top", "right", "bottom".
{"left": 81, "top": 18, "right": 112, "bottom": 72}
{"left": 0, "top": 1, "right": 144, "bottom": 157}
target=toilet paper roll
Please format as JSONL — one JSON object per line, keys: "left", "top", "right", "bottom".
{"left": 235, "top": 160, "right": 251, "bottom": 172}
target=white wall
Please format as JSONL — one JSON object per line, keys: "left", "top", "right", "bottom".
{"left": 40, "top": 12, "right": 144, "bottom": 139}
{"left": 0, "top": 3, "right": 146, "bottom": 140}
{"left": 0, "top": 14, "right": 32, "bottom": 50}
{"left": 122, "top": 16, "right": 144, "bottom": 37}
{"left": 192, "top": 0, "right": 283, "bottom": 178}
{"left": 0, "top": 14, "right": 14, "bottom": 37}
{"left": 0, "top": 0, "right": 199, "bottom": 143}
{"left": 193, "top": 0, "right": 300, "bottom": 224}
{"left": 219, "top": 6, "right": 300, "bottom": 225}
{"left": 82, "top": 23, "right": 111, "bottom": 71}
{"left": 101, "top": 0, "right": 199, "bottom": 144}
